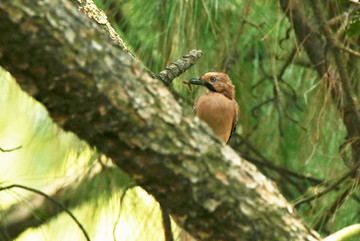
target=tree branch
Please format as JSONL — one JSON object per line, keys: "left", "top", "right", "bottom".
{"left": 154, "top": 49, "right": 203, "bottom": 85}
{"left": 313, "top": 187, "right": 351, "bottom": 231}
{"left": 279, "top": 0, "right": 360, "bottom": 172}
{"left": 160, "top": 203, "right": 174, "bottom": 241}
{"left": 294, "top": 170, "right": 354, "bottom": 208}
{"left": 335, "top": 43, "right": 360, "bottom": 59}
{"left": 323, "top": 223, "right": 360, "bottom": 241}
{"left": 0, "top": 146, "right": 22, "bottom": 152}
{"left": 0, "top": 184, "right": 90, "bottom": 241}
{"left": 279, "top": 0, "right": 326, "bottom": 76}
{"left": 0, "top": 0, "right": 320, "bottom": 240}
{"left": 309, "top": 0, "right": 360, "bottom": 164}
{"left": 74, "top": 0, "right": 135, "bottom": 57}
{"left": 222, "top": 0, "right": 253, "bottom": 73}
{"left": 0, "top": 166, "right": 132, "bottom": 240}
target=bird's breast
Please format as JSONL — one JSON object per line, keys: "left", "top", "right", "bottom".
{"left": 195, "top": 92, "right": 237, "bottom": 142}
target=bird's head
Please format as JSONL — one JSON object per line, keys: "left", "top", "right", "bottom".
{"left": 189, "top": 72, "right": 235, "bottom": 100}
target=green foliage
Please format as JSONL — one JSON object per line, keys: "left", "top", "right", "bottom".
{"left": 346, "top": 12, "right": 360, "bottom": 37}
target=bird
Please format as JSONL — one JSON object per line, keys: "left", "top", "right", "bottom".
{"left": 188, "top": 72, "right": 239, "bottom": 143}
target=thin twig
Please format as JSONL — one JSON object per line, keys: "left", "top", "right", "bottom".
{"left": 251, "top": 98, "right": 275, "bottom": 118}
{"left": 113, "top": 184, "right": 134, "bottom": 241}
{"left": 278, "top": 46, "right": 298, "bottom": 79}
{"left": 350, "top": 0, "right": 360, "bottom": 5}
{"left": 242, "top": 155, "right": 322, "bottom": 184}
{"left": 273, "top": 83, "right": 284, "bottom": 136}
{"left": 222, "top": 0, "right": 253, "bottom": 72}
{"left": 251, "top": 45, "right": 304, "bottom": 130}
{"left": 231, "top": 135, "right": 318, "bottom": 195}
{"left": 245, "top": 12, "right": 303, "bottom": 132}
{"left": 326, "top": 4, "right": 360, "bottom": 27}
{"left": 0, "top": 184, "right": 90, "bottom": 241}
{"left": 243, "top": 18, "right": 266, "bottom": 37}
{"left": 279, "top": 80, "right": 303, "bottom": 111}
{"left": 282, "top": 109, "right": 307, "bottom": 131}
{"left": 314, "top": 187, "right": 351, "bottom": 231}
{"left": 251, "top": 75, "right": 272, "bottom": 90}
{"left": 232, "top": 136, "right": 360, "bottom": 205}
{"left": 276, "top": 46, "right": 304, "bottom": 114}
{"left": 0, "top": 146, "right": 22, "bottom": 152}
{"left": 336, "top": 44, "right": 360, "bottom": 59}
{"left": 310, "top": 0, "right": 360, "bottom": 163}
{"left": 160, "top": 203, "right": 173, "bottom": 241}
{"left": 235, "top": 136, "right": 323, "bottom": 184}
{"left": 279, "top": 27, "right": 292, "bottom": 48}
{"left": 294, "top": 170, "right": 354, "bottom": 208}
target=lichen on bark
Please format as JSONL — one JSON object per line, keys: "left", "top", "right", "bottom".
{"left": 0, "top": 0, "right": 320, "bottom": 240}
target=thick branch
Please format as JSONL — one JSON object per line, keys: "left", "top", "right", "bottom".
{"left": 279, "top": 0, "right": 326, "bottom": 76}
{"left": 0, "top": 1, "right": 319, "bottom": 240}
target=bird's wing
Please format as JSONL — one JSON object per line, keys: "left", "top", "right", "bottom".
{"left": 193, "top": 99, "right": 198, "bottom": 113}
{"left": 192, "top": 105, "right": 197, "bottom": 113}
{"left": 228, "top": 101, "right": 239, "bottom": 142}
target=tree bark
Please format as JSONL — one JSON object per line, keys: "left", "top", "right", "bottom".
{"left": 0, "top": 0, "right": 320, "bottom": 240}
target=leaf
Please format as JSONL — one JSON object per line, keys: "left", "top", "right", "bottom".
{"left": 346, "top": 14, "right": 360, "bottom": 37}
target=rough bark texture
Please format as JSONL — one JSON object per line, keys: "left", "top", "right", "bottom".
{"left": 154, "top": 49, "right": 203, "bottom": 85}
{"left": 0, "top": 0, "right": 320, "bottom": 240}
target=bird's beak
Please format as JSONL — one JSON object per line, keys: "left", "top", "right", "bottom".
{"left": 188, "top": 78, "right": 217, "bottom": 92}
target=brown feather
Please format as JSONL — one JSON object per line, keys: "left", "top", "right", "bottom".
{"left": 195, "top": 92, "right": 238, "bottom": 142}
{"left": 193, "top": 72, "right": 239, "bottom": 142}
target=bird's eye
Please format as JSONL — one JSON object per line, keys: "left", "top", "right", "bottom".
{"left": 210, "top": 77, "right": 216, "bottom": 83}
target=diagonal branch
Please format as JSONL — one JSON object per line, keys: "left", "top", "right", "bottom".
{"left": 74, "top": 0, "right": 135, "bottom": 57}
{"left": 154, "top": 50, "right": 203, "bottom": 85}
{"left": 231, "top": 135, "right": 323, "bottom": 184}
{"left": 313, "top": 187, "right": 351, "bottom": 231}
{"left": 294, "top": 170, "right": 354, "bottom": 208}
{"left": 0, "top": 0, "right": 320, "bottom": 240}
{"left": 335, "top": 43, "right": 360, "bottom": 59}
{"left": 0, "top": 184, "right": 90, "bottom": 241}
{"left": 0, "top": 166, "right": 132, "bottom": 240}
{"left": 0, "top": 146, "right": 22, "bottom": 152}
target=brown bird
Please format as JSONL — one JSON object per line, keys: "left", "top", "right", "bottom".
{"left": 188, "top": 72, "right": 239, "bottom": 143}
